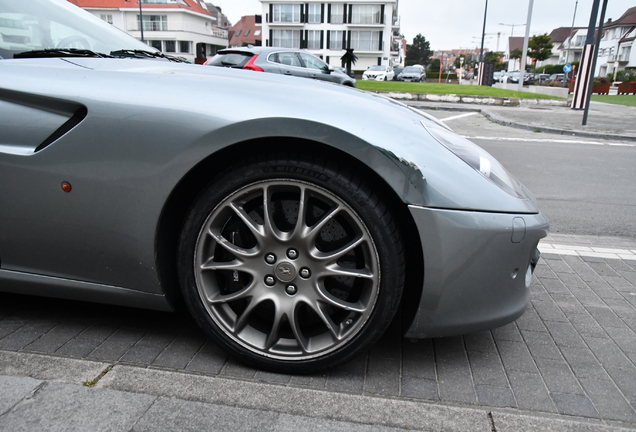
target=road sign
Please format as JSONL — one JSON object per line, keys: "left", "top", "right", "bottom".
{"left": 563, "top": 64, "right": 573, "bottom": 73}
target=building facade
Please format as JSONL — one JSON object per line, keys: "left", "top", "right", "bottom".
{"left": 66, "top": 0, "right": 228, "bottom": 63}
{"left": 258, "top": 0, "right": 404, "bottom": 70}
{"left": 229, "top": 16, "right": 263, "bottom": 47}
{"left": 596, "top": 7, "right": 636, "bottom": 79}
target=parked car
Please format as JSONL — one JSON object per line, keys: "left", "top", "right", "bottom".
{"left": 333, "top": 66, "right": 354, "bottom": 79}
{"left": 205, "top": 46, "right": 356, "bottom": 87}
{"left": 362, "top": 65, "right": 395, "bottom": 81}
{"left": 397, "top": 65, "right": 427, "bottom": 82}
{"left": 392, "top": 67, "right": 404, "bottom": 81}
{"left": 508, "top": 72, "right": 531, "bottom": 84}
{"left": 1, "top": 0, "right": 548, "bottom": 374}
{"left": 549, "top": 73, "right": 566, "bottom": 83}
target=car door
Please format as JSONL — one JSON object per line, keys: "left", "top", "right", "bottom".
{"left": 297, "top": 52, "right": 338, "bottom": 84}
{"left": 268, "top": 52, "right": 309, "bottom": 78}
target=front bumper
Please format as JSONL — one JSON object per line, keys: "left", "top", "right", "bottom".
{"left": 362, "top": 76, "right": 385, "bottom": 81}
{"left": 404, "top": 205, "right": 549, "bottom": 338}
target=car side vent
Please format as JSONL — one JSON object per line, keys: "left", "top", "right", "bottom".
{"left": 35, "top": 106, "right": 87, "bottom": 153}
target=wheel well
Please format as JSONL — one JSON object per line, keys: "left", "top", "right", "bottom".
{"left": 155, "top": 137, "right": 424, "bottom": 331}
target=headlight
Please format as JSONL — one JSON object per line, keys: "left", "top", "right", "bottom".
{"left": 422, "top": 122, "right": 525, "bottom": 198}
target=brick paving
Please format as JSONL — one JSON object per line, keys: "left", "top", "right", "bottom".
{"left": 1, "top": 235, "right": 636, "bottom": 427}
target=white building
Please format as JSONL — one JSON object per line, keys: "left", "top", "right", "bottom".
{"left": 258, "top": 0, "right": 404, "bottom": 70}
{"left": 67, "top": 0, "right": 228, "bottom": 63}
{"left": 596, "top": 7, "right": 636, "bottom": 79}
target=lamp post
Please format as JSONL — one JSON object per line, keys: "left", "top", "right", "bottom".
{"left": 499, "top": 22, "right": 525, "bottom": 38}
{"left": 138, "top": 0, "right": 145, "bottom": 43}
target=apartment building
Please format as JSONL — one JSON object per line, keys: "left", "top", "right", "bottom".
{"left": 67, "top": 0, "right": 228, "bottom": 63}
{"left": 258, "top": 0, "right": 404, "bottom": 70}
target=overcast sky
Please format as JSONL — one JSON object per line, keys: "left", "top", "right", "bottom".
{"left": 214, "top": 0, "right": 635, "bottom": 51}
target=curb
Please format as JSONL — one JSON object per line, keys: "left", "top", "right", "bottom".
{"left": 481, "top": 109, "right": 636, "bottom": 142}
{"left": 373, "top": 91, "right": 571, "bottom": 107}
{"left": 397, "top": 99, "right": 636, "bottom": 143}
{"left": 2, "top": 350, "right": 635, "bottom": 432}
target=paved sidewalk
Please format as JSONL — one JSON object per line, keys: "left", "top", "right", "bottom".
{"left": 1, "top": 233, "right": 636, "bottom": 431}
{"left": 406, "top": 99, "right": 636, "bottom": 142}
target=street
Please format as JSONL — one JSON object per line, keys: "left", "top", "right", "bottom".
{"left": 422, "top": 109, "right": 636, "bottom": 238}
{"left": 1, "top": 109, "right": 636, "bottom": 431}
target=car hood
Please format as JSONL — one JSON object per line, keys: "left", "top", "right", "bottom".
{"left": 1, "top": 58, "right": 539, "bottom": 214}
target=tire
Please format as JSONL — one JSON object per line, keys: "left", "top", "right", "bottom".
{"left": 178, "top": 154, "right": 405, "bottom": 373}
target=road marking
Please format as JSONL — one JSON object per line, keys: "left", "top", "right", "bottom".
{"left": 540, "top": 242, "right": 636, "bottom": 260}
{"left": 440, "top": 112, "right": 479, "bottom": 122}
{"left": 463, "top": 135, "right": 636, "bottom": 147}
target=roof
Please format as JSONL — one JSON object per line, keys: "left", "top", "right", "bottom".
{"left": 549, "top": 27, "right": 585, "bottom": 44}
{"left": 228, "top": 15, "right": 262, "bottom": 47}
{"left": 605, "top": 6, "right": 636, "bottom": 27}
{"left": 66, "top": 0, "right": 212, "bottom": 17}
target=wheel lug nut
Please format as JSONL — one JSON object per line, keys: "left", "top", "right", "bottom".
{"left": 300, "top": 268, "right": 311, "bottom": 278}
{"left": 265, "top": 253, "right": 276, "bottom": 264}
{"left": 285, "top": 284, "right": 297, "bottom": 295}
{"left": 287, "top": 249, "right": 298, "bottom": 260}
{"left": 265, "top": 275, "right": 276, "bottom": 286}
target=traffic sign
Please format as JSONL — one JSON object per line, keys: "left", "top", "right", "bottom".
{"left": 563, "top": 64, "right": 573, "bottom": 73}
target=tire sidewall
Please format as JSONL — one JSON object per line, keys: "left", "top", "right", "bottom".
{"left": 178, "top": 156, "right": 403, "bottom": 373}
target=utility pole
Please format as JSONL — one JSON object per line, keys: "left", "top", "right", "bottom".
{"left": 139, "top": 0, "right": 145, "bottom": 43}
{"left": 518, "top": 0, "right": 534, "bottom": 92}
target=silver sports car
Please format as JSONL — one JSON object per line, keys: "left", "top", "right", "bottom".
{"left": 0, "top": 0, "right": 548, "bottom": 373}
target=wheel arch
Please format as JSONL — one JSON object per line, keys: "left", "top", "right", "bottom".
{"left": 155, "top": 137, "right": 424, "bottom": 332}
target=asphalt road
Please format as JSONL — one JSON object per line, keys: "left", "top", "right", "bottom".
{"left": 423, "top": 110, "right": 636, "bottom": 239}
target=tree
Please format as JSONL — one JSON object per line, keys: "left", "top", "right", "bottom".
{"left": 340, "top": 49, "right": 358, "bottom": 77}
{"left": 527, "top": 34, "right": 553, "bottom": 65}
{"left": 484, "top": 51, "right": 504, "bottom": 63}
{"left": 509, "top": 48, "right": 523, "bottom": 60}
{"left": 406, "top": 34, "right": 432, "bottom": 66}
{"left": 428, "top": 58, "right": 441, "bottom": 72}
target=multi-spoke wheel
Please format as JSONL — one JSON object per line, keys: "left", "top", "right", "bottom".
{"left": 179, "top": 156, "right": 404, "bottom": 373}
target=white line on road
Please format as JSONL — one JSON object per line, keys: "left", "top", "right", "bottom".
{"left": 440, "top": 112, "right": 479, "bottom": 122}
{"left": 540, "top": 242, "right": 636, "bottom": 260}
{"left": 463, "top": 135, "right": 636, "bottom": 147}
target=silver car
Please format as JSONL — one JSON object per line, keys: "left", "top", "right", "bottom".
{"left": 0, "top": 0, "right": 548, "bottom": 373}
{"left": 206, "top": 46, "right": 356, "bottom": 87}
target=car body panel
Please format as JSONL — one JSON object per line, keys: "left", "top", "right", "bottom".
{"left": 1, "top": 56, "right": 545, "bottom": 338}
{"left": 405, "top": 206, "right": 548, "bottom": 337}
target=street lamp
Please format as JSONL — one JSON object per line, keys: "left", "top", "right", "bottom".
{"left": 499, "top": 22, "right": 525, "bottom": 37}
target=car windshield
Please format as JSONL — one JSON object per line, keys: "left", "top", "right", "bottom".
{"left": 207, "top": 52, "right": 253, "bottom": 67}
{"left": 0, "top": 0, "right": 151, "bottom": 60}
{"left": 402, "top": 67, "right": 420, "bottom": 73}
{"left": 368, "top": 66, "right": 384, "bottom": 71}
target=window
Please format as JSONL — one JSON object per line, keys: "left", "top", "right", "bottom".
{"left": 149, "top": 40, "right": 162, "bottom": 50}
{"left": 329, "top": 30, "right": 343, "bottom": 50}
{"left": 100, "top": 14, "right": 113, "bottom": 24}
{"left": 236, "top": 29, "right": 242, "bottom": 37}
{"left": 272, "top": 29, "right": 301, "bottom": 48}
{"left": 299, "top": 52, "right": 326, "bottom": 70}
{"left": 244, "top": 29, "right": 250, "bottom": 36}
{"left": 330, "top": 4, "right": 344, "bottom": 24}
{"left": 164, "top": 40, "right": 175, "bottom": 52}
{"left": 350, "top": 5, "right": 381, "bottom": 24}
{"left": 254, "top": 30, "right": 261, "bottom": 36}
{"left": 139, "top": 15, "right": 167, "bottom": 31}
{"left": 307, "top": 30, "right": 321, "bottom": 49}
{"left": 350, "top": 31, "right": 380, "bottom": 51}
{"left": 273, "top": 4, "right": 301, "bottom": 23}
{"left": 179, "top": 41, "right": 190, "bottom": 53}
{"left": 308, "top": 4, "right": 321, "bottom": 23}
{"left": 271, "top": 51, "right": 302, "bottom": 67}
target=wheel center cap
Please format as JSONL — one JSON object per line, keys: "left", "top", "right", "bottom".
{"left": 275, "top": 262, "right": 296, "bottom": 283}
